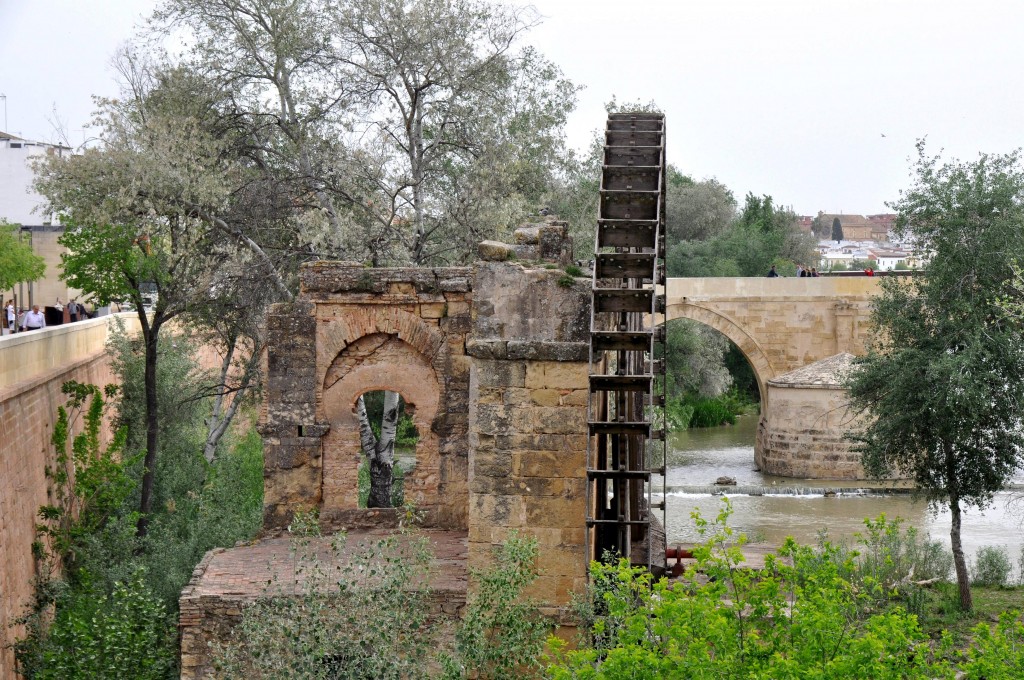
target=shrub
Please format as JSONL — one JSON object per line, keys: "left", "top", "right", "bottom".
{"left": 972, "top": 546, "right": 1013, "bottom": 587}
{"left": 32, "top": 570, "right": 176, "bottom": 680}
{"left": 548, "top": 500, "right": 945, "bottom": 679}
{"left": 441, "top": 533, "right": 549, "bottom": 679}
{"left": 687, "top": 395, "right": 736, "bottom": 427}
{"left": 213, "top": 531, "right": 435, "bottom": 679}
{"left": 564, "top": 264, "right": 585, "bottom": 278}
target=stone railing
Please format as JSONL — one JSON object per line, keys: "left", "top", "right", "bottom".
{"left": 0, "top": 313, "right": 142, "bottom": 390}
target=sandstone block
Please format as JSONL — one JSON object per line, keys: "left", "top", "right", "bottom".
{"left": 525, "top": 362, "right": 589, "bottom": 390}
{"left": 478, "top": 240, "right": 514, "bottom": 261}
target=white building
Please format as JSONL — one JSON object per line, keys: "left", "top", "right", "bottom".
{"left": 1, "top": 131, "right": 77, "bottom": 310}
{"left": 0, "top": 132, "right": 68, "bottom": 226}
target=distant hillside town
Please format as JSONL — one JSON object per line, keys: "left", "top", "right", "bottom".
{"left": 798, "top": 212, "right": 929, "bottom": 272}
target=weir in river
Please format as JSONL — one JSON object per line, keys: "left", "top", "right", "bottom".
{"left": 657, "top": 415, "right": 1024, "bottom": 564}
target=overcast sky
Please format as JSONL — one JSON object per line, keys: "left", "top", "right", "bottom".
{"left": 2, "top": 0, "right": 1022, "bottom": 216}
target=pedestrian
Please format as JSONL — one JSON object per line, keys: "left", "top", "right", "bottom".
{"left": 4, "top": 299, "right": 15, "bottom": 333}
{"left": 811, "top": 268, "right": 820, "bottom": 277}
{"left": 767, "top": 265, "right": 779, "bottom": 278}
{"left": 68, "top": 299, "right": 79, "bottom": 323}
{"left": 22, "top": 305, "right": 45, "bottom": 331}
{"left": 796, "top": 264, "right": 805, "bottom": 277}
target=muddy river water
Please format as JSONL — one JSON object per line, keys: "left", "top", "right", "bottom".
{"left": 655, "top": 415, "right": 1024, "bottom": 566}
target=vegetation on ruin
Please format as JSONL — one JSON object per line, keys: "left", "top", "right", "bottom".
{"left": 211, "top": 525, "right": 547, "bottom": 680}
{"left": 845, "top": 143, "right": 1024, "bottom": 611}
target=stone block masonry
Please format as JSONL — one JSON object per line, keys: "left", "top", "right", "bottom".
{"left": 466, "top": 262, "right": 590, "bottom": 615}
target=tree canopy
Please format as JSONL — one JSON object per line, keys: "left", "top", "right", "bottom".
{"left": 0, "top": 220, "right": 46, "bottom": 291}
{"left": 845, "top": 143, "right": 1024, "bottom": 611}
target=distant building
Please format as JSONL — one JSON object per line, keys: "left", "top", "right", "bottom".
{"left": 805, "top": 212, "right": 896, "bottom": 242}
{"left": 868, "top": 249, "right": 911, "bottom": 271}
{"left": 0, "top": 131, "right": 79, "bottom": 310}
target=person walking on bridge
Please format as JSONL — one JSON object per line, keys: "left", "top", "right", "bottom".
{"left": 21, "top": 305, "right": 45, "bottom": 332}
{"left": 5, "top": 300, "right": 15, "bottom": 334}
{"left": 767, "top": 265, "right": 779, "bottom": 277}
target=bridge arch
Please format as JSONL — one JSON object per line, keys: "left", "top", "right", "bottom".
{"left": 664, "top": 301, "right": 776, "bottom": 405}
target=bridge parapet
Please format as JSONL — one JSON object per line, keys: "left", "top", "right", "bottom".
{"left": 0, "top": 313, "right": 141, "bottom": 390}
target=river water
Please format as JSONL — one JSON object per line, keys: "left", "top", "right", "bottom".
{"left": 656, "top": 415, "right": 1024, "bottom": 566}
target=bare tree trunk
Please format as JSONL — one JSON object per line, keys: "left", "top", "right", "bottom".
{"left": 204, "top": 336, "right": 259, "bottom": 463}
{"left": 950, "top": 495, "right": 973, "bottom": 611}
{"left": 410, "top": 113, "right": 427, "bottom": 265}
{"left": 945, "top": 441, "right": 973, "bottom": 611}
{"left": 355, "top": 391, "right": 400, "bottom": 508}
{"left": 356, "top": 394, "right": 379, "bottom": 457}
{"left": 137, "top": 313, "right": 162, "bottom": 538}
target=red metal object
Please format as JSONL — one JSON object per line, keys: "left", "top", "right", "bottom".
{"left": 665, "top": 546, "right": 694, "bottom": 577}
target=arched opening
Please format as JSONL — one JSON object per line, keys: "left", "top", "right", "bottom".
{"left": 658, "top": 315, "right": 769, "bottom": 551}
{"left": 354, "top": 390, "right": 420, "bottom": 509}
{"left": 319, "top": 333, "right": 441, "bottom": 519}
{"left": 662, "top": 317, "right": 762, "bottom": 432}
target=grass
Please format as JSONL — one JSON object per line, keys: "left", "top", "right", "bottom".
{"left": 914, "top": 584, "right": 1024, "bottom": 642}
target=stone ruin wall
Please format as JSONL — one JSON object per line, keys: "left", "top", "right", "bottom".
{"left": 466, "top": 262, "right": 590, "bottom": 612}
{"left": 259, "top": 227, "right": 591, "bottom": 608}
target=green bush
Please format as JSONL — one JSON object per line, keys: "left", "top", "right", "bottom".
{"left": 963, "top": 610, "right": 1024, "bottom": 678}
{"left": 664, "top": 396, "right": 694, "bottom": 430}
{"left": 33, "top": 570, "right": 176, "bottom": 680}
{"left": 441, "top": 532, "right": 549, "bottom": 679}
{"left": 687, "top": 395, "right": 736, "bottom": 427}
{"left": 548, "top": 500, "right": 945, "bottom": 679}
{"left": 972, "top": 546, "right": 1013, "bottom": 587}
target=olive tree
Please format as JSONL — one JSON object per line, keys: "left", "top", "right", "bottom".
{"left": 845, "top": 142, "right": 1024, "bottom": 611}
{"left": 34, "top": 60, "right": 292, "bottom": 535}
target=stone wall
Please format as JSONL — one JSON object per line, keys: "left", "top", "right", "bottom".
{"left": 0, "top": 351, "right": 117, "bottom": 679}
{"left": 261, "top": 264, "right": 474, "bottom": 531}
{"left": 466, "top": 262, "right": 590, "bottom": 614}
{"left": 756, "top": 353, "right": 872, "bottom": 479}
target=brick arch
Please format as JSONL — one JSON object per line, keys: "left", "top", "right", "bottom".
{"left": 319, "top": 332, "right": 442, "bottom": 519}
{"left": 317, "top": 308, "right": 446, "bottom": 390}
{"left": 665, "top": 302, "right": 775, "bottom": 405}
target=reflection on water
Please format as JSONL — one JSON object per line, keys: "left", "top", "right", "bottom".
{"left": 658, "top": 415, "right": 1024, "bottom": 563}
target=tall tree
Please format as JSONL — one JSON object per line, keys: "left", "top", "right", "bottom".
{"left": 336, "top": 0, "right": 577, "bottom": 264}
{"left": 0, "top": 220, "right": 45, "bottom": 291}
{"left": 831, "top": 217, "right": 843, "bottom": 242}
{"left": 845, "top": 143, "right": 1024, "bottom": 611}
{"left": 34, "top": 59, "right": 292, "bottom": 536}
{"left": 666, "top": 174, "right": 736, "bottom": 243}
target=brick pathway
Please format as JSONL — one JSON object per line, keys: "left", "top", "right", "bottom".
{"left": 183, "top": 528, "right": 468, "bottom": 601}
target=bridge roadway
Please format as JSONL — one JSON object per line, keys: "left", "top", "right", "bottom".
{"left": 665, "top": 276, "right": 882, "bottom": 400}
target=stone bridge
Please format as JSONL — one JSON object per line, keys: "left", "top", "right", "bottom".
{"left": 666, "top": 276, "right": 885, "bottom": 478}
{"left": 665, "top": 276, "right": 880, "bottom": 400}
